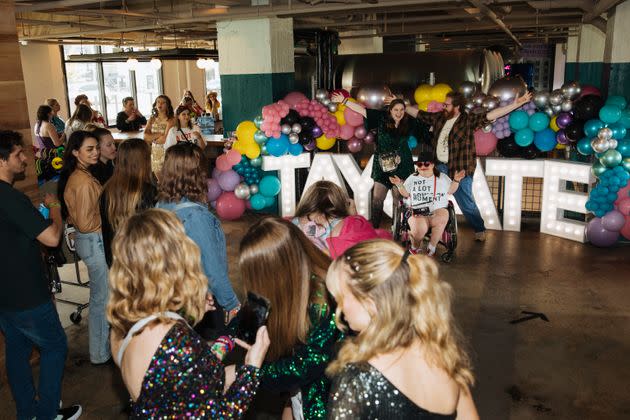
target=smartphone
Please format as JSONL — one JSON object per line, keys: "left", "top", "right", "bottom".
{"left": 235, "top": 292, "right": 271, "bottom": 345}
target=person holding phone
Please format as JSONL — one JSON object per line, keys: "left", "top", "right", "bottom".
{"left": 116, "top": 97, "right": 147, "bottom": 132}
{"left": 390, "top": 152, "right": 464, "bottom": 257}
{"left": 164, "top": 106, "right": 206, "bottom": 150}
{"left": 108, "top": 208, "right": 270, "bottom": 418}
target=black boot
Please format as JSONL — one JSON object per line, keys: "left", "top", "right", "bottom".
{"left": 371, "top": 203, "right": 383, "bottom": 229}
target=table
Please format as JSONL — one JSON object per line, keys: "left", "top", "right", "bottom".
{"left": 111, "top": 130, "right": 226, "bottom": 147}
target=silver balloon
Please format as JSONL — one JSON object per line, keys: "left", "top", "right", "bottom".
{"left": 471, "top": 93, "right": 486, "bottom": 107}
{"left": 321, "top": 98, "right": 331, "bottom": 107}
{"left": 234, "top": 183, "right": 251, "bottom": 200}
{"left": 598, "top": 127, "right": 613, "bottom": 141}
{"left": 543, "top": 107, "right": 555, "bottom": 117}
{"left": 249, "top": 184, "right": 259, "bottom": 195}
{"left": 487, "top": 75, "right": 527, "bottom": 103}
{"left": 327, "top": 103, "right": 338, "bottom": 113}
{"left": 356, "top": 85, "right": 392, "bottom": 109}
{"left": 288, "top": 133, "right": 300, "bottom": 144}
{"left": 291, "top": 123, "right": 302, "bottom": 134}
{"left": 561, "top": 81, "right": 581, "bottom": 100}
{"left": 482, "top": 96, "right": 499, "bottom": 111}
{"left": 458, "top": 81, "right": 477, "bottom": 99}
{"left": 281, "top": 124, "right": 292, "bottom": 135}
{"left": 315, "top": 89, "right": 328, "bottom": 101}
{"left": 560, "top": 99, "right": 573, "bottom": 112}
{"left": 609, "top": 139, "right": 618, "bottom": 150}
{"left": 549, "top": 89, "right": 564, "bottom": 106}
{"left": 533, "top": 91, "right": 550, "bottom": 109}
{"left": 551, "top": 104, "right": 562, "bottom": 114}
{"left": 464, "top": 100, "right": 475, "bottom": 112}
{"left": 482, "top": 123, "right": 493, "bottom": 133}
{"left": 591, "top": 137, "right": 610, "bottom": 153}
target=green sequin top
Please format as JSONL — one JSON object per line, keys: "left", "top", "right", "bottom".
{"left": 366, "top": 108, "right": 430, "bottom": 189}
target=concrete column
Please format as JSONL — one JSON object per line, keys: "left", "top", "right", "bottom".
{"left": 0, "top": 0, "right": 38, "bottom": 198}
{"left": 603, "top": 0, "right": 630, "bottom": 96}
{"left": 565, "top": 24, "right": 605, "bottom": 89}
{"left": 217, "top": 17, "right": 295, "bottom": 133}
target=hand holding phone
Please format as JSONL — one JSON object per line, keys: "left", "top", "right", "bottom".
{"left": 235, "top": 292, "right": 271, "bottom": 345}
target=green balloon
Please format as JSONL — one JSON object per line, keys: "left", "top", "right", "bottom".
{"left": 249, "top": 156, "right": 262, "bottom": 167}
{"left": 254, "top": 116, "right": 264, "bottom": 129}
{"left": 622, "top": 157, "right": 630, "bottom": 172}
{"left": 600, "top": 149, "right": 623, "bottom": 168}
{"left": 260, "top": 144, "right": 268, "bottom": 155}
{"left": 591, "top": 161, "right": 608, "bottom": 177}
{"left": 254, "top": 130, "right": 268, "bottom": 144}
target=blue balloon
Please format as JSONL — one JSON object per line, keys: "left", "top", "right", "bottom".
{"left": 606, "top": 95, "right": 627, "bottom": 110}
{"left": 259, "top": 175, "right": 281, "bottom": 197}
{"left": 609, "top": 123, "right": 627, "bottom": 140}
{"left": 266, "top": 134, "right": 290, "bottom": 157}
{"left": 515, "top": 128, "right": 534, "bottom": 146}
{"left": 509, "top": 110, "right": 529, "bottom": 131}
{"left": 288, "top": 143, "right": 303, "bottom": 156}
{"left": 407, "top": 135, "right": 418, "bottom": 149}
{"left": 599, "top": 105, "right": 622, "bottom": 124}
{"left": 528, "top": 112, "right": 550, "bottom": 132}
{"left": 250, "top": 193, "right": 266, "bottom": 210}
{"left": 584, "top": 119, "right": 605, "bottom": 137}
{"left": 533, "top": 128, "right": 556, "bottom": 151}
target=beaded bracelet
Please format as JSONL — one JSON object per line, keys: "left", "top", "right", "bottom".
{"left": 210, "top": 335, "right": 235, "bottom": 361}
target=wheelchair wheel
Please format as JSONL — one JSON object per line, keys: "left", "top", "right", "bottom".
{"left": 441, "top": 252, "right": 453, "bottom": 263}
{"left": 70, "top": 311, "right": 82, "bottom": 324}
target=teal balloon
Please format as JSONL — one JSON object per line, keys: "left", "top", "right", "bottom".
{"left": 250, "top": 193, "right": 266, "bottom": 210}
{"left": 622, "top": 157, "right": 630, "bottom": 172}
{"left": 606, "top": 95, "right": 627, "bottom": 110}
{"left": 528, "top": 112, "right": 550, "bottom": 132}
{"left": 264, "top": 195, "right": 277, "bottom": 208}
{"left": 407, "top": 135, "right": 418, "bottom": 149}
{"left": 509, "top": 110, "right": 529, "bottom": 130}
{"left": 592, "top": 161, "right": 607, "bottom": 177}
{"left": 288, "top": 143, "right": 303, "bottom": 156}
{"left": 261, "top": 144, "right": 268, "bottom": 155}
{"left": 584, "top": 119, "right": 605, "bottom": 137}
{"left": 618, "top": 109, "right": 630, "bottom": 129}
{"left": 254, "top": 116, "right": 264, "bottom": 129}
{"left": 599, "top": 105, "right": 622, "bottom": 124}
{"left": 254, "top": 130, "right": 268, "bottom": 144}
{"left": 577, "top": 137, "right": 594, "bottom": 155}
{"left": 266, "top": 134, "right": 289, "bottom": 157}
{"left": 515, "top": 128, "right": 534, "bottom": 146}
{"left": 609, "top": 123, "right": 627, "bottom": 140}
{"left": 600, "top": 149, "right": 623, "bottom": 168}
{"left": 259, "top": 175, "right": 281, "bottom": 197}
{"left": 533, "top": 128, "right": 556, "bottom": 151}
{"left": 617, "top": 139, "right": 630, "bottom": 157}
{"left": 249, "top": 156, "right": 262, "bottom": 167}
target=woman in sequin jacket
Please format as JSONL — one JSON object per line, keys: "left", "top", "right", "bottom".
{"left": 107, "top": 209, "right": 270, "bottom": 418}
{"left": 236, "top": 217, "right": 343, "bottom": 419}
{"left": 325, "top": 240, "right": 479, "bottom": 419}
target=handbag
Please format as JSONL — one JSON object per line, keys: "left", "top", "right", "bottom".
{"left": 378, "top": 151, "right": 401, "bottom": 173}
{"left": 44, "top": 253, "right": 62, "bottom": 294}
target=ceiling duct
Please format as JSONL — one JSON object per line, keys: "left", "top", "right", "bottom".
{"left": 67, "top": 48, "right": 218, "bottom": 62}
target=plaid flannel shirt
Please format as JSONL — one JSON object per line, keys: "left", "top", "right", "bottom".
{"left": 416, "top": 110, "right": 489, "bottom": 178}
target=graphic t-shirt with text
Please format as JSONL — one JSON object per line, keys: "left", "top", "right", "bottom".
{"left": 165, "top": 126, "right": 202, "bottom": 149}
{"left": 403, "top": 172, "right": 452, "bottom": 213}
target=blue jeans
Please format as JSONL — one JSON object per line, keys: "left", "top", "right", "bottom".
{"left": 437, "top": 164, "right": 486, "bottom": 233}
{"left": 75, "top": 231, "right": 111, "bottom": 363}
{"left": 0, "top": 300, "right": 68, "bottom": 420}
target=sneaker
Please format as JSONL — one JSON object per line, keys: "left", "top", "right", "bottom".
{"left": 56, "top": 405, "right": 82, "bottom": 420}
{"left": 474, "top": 231, "right": 486, "bottom": 242}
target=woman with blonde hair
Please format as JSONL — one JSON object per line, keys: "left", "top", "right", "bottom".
{"left": 108, "top": 209, "right": 269, "bottom": 418}
{"left": 237, "top": 217, "right": 342, "bottom": 419}
{"left": 64, "top": 104, "right": 94, "bottom": 139}
{"left": 100, "top": 138, "right": 156, "bottom": 266}
{"left": 325, "top": 239, "right": 478, "bottom": 419}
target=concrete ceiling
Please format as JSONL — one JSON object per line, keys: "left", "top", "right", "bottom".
{"left": 13, "top": 0, "right": 625, "bottom": 50}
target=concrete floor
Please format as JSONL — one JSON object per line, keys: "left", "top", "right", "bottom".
{"left": 1, "top": 214, "right": 629, "bottom": 419}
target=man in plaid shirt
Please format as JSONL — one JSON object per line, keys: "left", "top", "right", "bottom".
{"left": 406, "top": 90, "right": 532, "bottom": 241}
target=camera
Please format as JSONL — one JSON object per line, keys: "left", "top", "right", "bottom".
{"left": 412, "top": 207, "right": 431, "bottom": 216}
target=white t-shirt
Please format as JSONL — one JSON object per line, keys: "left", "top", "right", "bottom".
{"left": 403, "top": 172, "right": 452, "bottom": 213}
{"left": 165, "top": 126, "right": 202, "bottom": 149}
{"left": 436, "top": 115, "right": 458, "bottom": 163}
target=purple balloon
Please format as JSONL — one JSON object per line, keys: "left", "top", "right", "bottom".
{"left": 556, "top": 129, "right": 569, "bottom": 145}
{"left": 207, "top": 178, "right": 223, "bottom": 201}
{"left": 354, "top": 126, "right": 367, "bottom": 139}
{"left": 304, "top": 139, "right": 316, "bottom": 151}
{"left": 218, "top": 169, "right": 241, "bottom": 192}
{"left": 556, "top": 112, "right": 572, "bottom": 129}
{"left": 601, "top": 209, "right": 626, "bottom": 231}
{"left": 212, "top": 167, "right": 224, "bottom": 179}
{"left": 347, "top": 137, "right": 364, "bottom": 153}
{"left": 311, "top": 125, "right": 323, "bottom": 138}
{"left": 364, "top": 132, "right": 375, "bottom": 144}
{"left": 587, "top": 217, "right": 619, "bottom": 247}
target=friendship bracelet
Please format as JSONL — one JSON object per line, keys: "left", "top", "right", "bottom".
{"left": 47, "top": 202, "right": 61, "bottom": 208}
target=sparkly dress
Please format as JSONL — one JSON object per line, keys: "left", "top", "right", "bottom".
{"left": 328, "top": 363, "right": 457, "bottom": 420}
{"left": 131, "top": 321, "right": 260, "bottom": 419}
{"left": 149, "top": 117, "right": 169, "bottom": 174}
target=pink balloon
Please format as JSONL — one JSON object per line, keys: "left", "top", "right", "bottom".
{"left": 225, "top": 149, "right": 242, "bottom": 166}
{"left": 340, "top": 124, "right": 355, "bottom": 140}
{"left": 615, "top": 182, "right": 630, "bottom": 205}
{"left": 579, "top": 85, "right": 601, "bottom": 98}
{"left": 207, "top": 178, "right": 222, "bottom": 202}
{"left": 620, "top": 216, "right": 630, "bottom": 240}
{"left": 215, "top": 192, "right": 246, "bottom": 221}
{"left": 218, "top": 169, "right": 241, "bottom": 192}
{"left": 284, "top": 91, "right": 308, "bottom": 109}
{"left": 215, "top": 155, "right": 232, "bottom": 171}
{"left": 347, "top": 137, "right": 364, "bottom": 153}
{"left": 354, "top": 126, "right": 367, "bottom": 139}
{"left": 344, "top": 107, "right": 364, "bottom": 127}
{"left": 474, "top": 129, "right": 498, "bottom": 157}
{"left": 617, "top": 197, "right": 630, "bottom": 216}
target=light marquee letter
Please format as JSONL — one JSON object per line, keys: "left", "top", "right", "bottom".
{"left": 471, "top": 158, "right": 502, "bottom": 230}
{"left": 302, "top": 153, "right": 347, "bottom": 196}
{"left": 262, "top": 153, "right": 311, "bottom": 217}
{"left": 332, "top": 154, "right": 375, "bottom": 218}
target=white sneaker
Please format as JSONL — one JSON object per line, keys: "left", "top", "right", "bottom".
{"left": 56, "top": 405, "right": 82, "bottom": 420}
{"left": 474, "top": 231, "right": 486, "bottom": 242}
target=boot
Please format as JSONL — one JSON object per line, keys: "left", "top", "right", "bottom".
{"left": 371, "top": 203, "right": 383, "bottom": 229}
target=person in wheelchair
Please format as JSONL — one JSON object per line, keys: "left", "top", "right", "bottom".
{"left": 390, "top": 152, "right": 464, "bottom": 256}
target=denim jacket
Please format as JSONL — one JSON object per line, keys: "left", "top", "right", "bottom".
{"left": 156, "top": 199, "right": 239, "bottom": 311}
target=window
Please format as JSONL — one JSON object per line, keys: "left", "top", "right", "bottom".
{"left": 62, "top": 45, "right": 163, "bottom": 127}
{"left": 205, "top": 60, "right": 222, "bottom": 118}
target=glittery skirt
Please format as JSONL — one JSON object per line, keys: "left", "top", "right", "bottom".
{"left": 151, "top": 143, "right": 165, "bottom": 174}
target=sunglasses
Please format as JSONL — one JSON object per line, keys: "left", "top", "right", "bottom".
{"left": 415, "top": 161, "right": 433, "bottom": 167}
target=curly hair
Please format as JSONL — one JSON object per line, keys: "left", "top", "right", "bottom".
{"left": 325, "top": 239, "right": 474, "bottom": 390}
{"left": 157, "top": 142, "right": 207, "bottom": 203}
{"left": 107, "top": 208, "right": 207, "bottom": 337}
{"left": 151, "top": 94, "right": 174, "bottom": 119}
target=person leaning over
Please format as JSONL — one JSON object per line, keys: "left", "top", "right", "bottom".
{"left": 0, "top": 130, "right": 82, "bottom": 420}
{"left": 405, "top": 90, "right": 532, "bottom": 241}
{"left": 116, "top": 97, "right": 147, "bottom": 132}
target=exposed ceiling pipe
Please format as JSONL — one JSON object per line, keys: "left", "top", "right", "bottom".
{"left": 582, "top": 0, "right": 625, "bottom": 22}
{"left": 16, "top": 0, "right": 115, "bottom": 13}
{"left": 466, "top": 0, "right": 522, "bottom": 47}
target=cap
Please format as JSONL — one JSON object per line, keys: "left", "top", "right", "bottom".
{"left": 415, "top": 151, "right": 436, "bottom": 165}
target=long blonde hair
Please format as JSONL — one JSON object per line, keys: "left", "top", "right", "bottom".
{"left": 103, "top": 138, "right": 153, "bottom": 232}
{"left": 325, "top": 239, "right": 474, "bottom": 389}
{"left": 239, "top": 217, "right": 331, "bottom": 361}
{"left": 107, "top": 209, "right": 207, "bottom": 337}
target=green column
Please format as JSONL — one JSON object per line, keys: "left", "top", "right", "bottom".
{"left": 603, "top": 1, "right": 630, "bottom": 97}
{"left": 565, "top": 24, "right": 605, "bottom": 89}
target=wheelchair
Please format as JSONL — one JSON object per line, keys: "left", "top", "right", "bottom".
{"left": 54, "top": 224, "right": 90, "bottom": 324}
{"left": 392, "top": 200, "right": 458, "bottom": 263}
